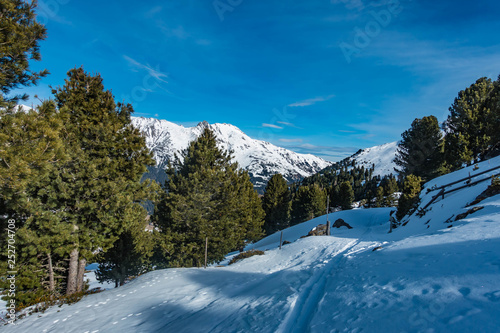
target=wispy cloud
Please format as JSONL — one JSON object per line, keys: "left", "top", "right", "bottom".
{"left": 262, "top": 123, "right": 283, "bottom": 129}
{"left": 276, "top": 121, "right": 302, "bottom": 129}
{"left": 279, "top": 138, "right": 303, "bottom": 143}
{"left": 123, "top": 55, "right": 169, "bottom": 84}
{"left": 288, "top": 94, "right": 335, "bottom": 107}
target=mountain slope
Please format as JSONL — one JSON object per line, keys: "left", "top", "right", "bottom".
{"left": 350, "top": 141, "right": 398, "bottom": 177}
{"left": 5, "top": 156, "right": 500, "bottom": 332}
{"left": 131, "top": 117, "right": 332, "bottom": 190}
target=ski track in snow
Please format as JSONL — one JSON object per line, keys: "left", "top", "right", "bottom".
{"left": 3, "top": 156, "right": 500, "bottom": 332}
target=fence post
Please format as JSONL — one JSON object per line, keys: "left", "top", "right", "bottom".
{"left": 326, "top": 196, "right": 330, "bottom": 236}
{"left": 204, "top": 237, "right": 208, "bottom": 269}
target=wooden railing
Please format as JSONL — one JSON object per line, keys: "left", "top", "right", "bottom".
{"left": 421, "top": 164, "right": 500, "bottom": 210}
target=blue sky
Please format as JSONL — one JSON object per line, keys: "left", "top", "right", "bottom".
{"left": 18, "top": 0, "right": 500, "bottom": 161}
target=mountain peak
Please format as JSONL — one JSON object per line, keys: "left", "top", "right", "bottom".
{"left": 131, "top": 117, "right": 332, "bottom": 191}
{"left": 197, "top": 120, "right": 210, "bottom": 129}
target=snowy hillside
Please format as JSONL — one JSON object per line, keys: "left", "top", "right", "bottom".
{"left": 131, "top": 117, "right": 332, "bottom": 190}
{"left": 351, "top": 141, "right": 398, "bottom": 177}
{"left": 4, "top": 157, "right": 500, "bottom": 332}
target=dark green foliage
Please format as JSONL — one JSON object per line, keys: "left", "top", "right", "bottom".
{"left": 228, "top": 250, "right": 265, "bottom": 265}
{"left": 50, "top": 68, "right": 157, "bottom": 294}
{"left": 0, "top": 0, "right": 48, "bottom": 106}
{"left": 443, "top": 76, "right": 500, "bottom": 169}
{"left": 375, "top": 186, "right": 385, "bottom": 207}
{"left": 338, "top": 181, "right": 354, "bottom": 210}
{"left": 154, "top": 128, "right": 264, "bottom": 267}
{"left": 0, "top": 101, "right": 69, "bottom": 302}
{"left": 396, "top": 175, "right": 423, "bottom": 221}
{"left": 96, "top": 220, "right": 154, "bottom": 288}
{"left": 262, "top": 174, "right": 291, "bottom": 235}
{"left": 1, "top": 68, "right": 158, "bottom": 300}
{"left": 291, "top": 184, "right": 326, "bottom": 224}
{"left": 394, "top": 116, "right": 444, "bottom": 181}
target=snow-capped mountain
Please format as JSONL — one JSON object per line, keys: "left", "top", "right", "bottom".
{"left": 131, "top": 117, "right": 332, "bottom": 190}
{"left": 350, "top": 141, "right": 399, "bottom": 177}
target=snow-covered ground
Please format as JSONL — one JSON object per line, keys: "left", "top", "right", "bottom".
{"left": 3, "top": 157, "right": 500, "bottom": 332}
{"left": 352, "top": 141, "right": 398, "bottom": 177}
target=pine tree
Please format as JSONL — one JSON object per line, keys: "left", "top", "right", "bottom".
{"left": 154, "top": 127, "right": 264, "bottom": 267}
{"left": 291, "top": 184, "right": 326, "bottom": 224}
{"left": 396, "top": 175, "right": 423, "bottom": 221}
{"left": 375, "top": 186, "right": 385, "bottom": 207}
{"left": 262, "top": 174, "right": 291, "bottom": 235}
{"left": 0, "top": 101, "right": 70, "bottom": 303}
{"left": 394, "top": 116, "right": 444, "bottom": 181}
{"left": 382, "top": 176, "right": 398, "bottom": 206}
{"left": 0, "top": 0, "right": 48, "bottom": 106}
{"left": 338, "top": 181, "right": 354, "bottom": 210}
{"left": 96, "top": 214, "right": 154, "bottom": 288}
{"left": 51, "top": 68, "right": 157, "bottom": 294}
{"left": 443, "top": 77, "right": 497, "bottom": 168}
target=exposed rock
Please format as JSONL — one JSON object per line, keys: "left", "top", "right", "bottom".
{"left": 307, "top": 224, "right": 328, "bottom": 237}
{"left": 455, "top": 206, "right": 484, "bottom": 221}
{"left": 333, "top": 218, "right": 353, "bottom": 229}
{"left": 468, "top": 182, "right": 500, "bottom": 206}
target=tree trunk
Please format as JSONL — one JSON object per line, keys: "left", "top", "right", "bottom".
{"left": 66, "top": 248, "right": 79, "bottom": 295}
{"left": 47, "top": 252, "right": 55, "bottom": 292}
{"left": 76, "top": 257, "right": 87, "bottom": 292}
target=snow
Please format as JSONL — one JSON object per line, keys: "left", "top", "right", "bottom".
{"left": 131, "top": 117, "right": 332, "bottom": 189}
{"left": 3, "top": 157, "right": 500, "bottom": 332}
{"left": 352, "top": 141, "right": 399, "bottom": 177}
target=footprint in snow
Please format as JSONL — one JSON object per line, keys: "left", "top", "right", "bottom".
{"left": 459, "top": 287, "right": 471, "bottom": 297}
{"left": 484, "top": 290, "right": 500, "bottom": 302}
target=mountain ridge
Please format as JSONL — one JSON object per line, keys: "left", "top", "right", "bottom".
{"left": 131, "top": 117, "right": 332, "bottom": 191}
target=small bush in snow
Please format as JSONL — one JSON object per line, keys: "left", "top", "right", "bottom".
{"left": 228, "top": 250, "right": 265, "bottom": 265}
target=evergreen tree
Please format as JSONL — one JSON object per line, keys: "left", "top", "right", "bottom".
{"left": 383, "top": 176, "right": 399, "bottom": 206}
{"left": 291, "top": 184, "right": 326, "bottom": 224}
{"left": 262, "top": 174, "right": 291, "bottom": 235}
{"left": 0, "top": 101, "right": 70, "bottom": 303}
{"left": 51, "top": 68, "right": 157, "bottom": 294}
{"left": 0, "top": 0, "right": 48, "bottom": 106}
{"left": 375, "top": 186, "right": 385, "bottom": 207}
{"left": 154, "top": 128, "right": 264, "bottom": 267}
{"left": 443, "top": 77, "right": 498, "bottom": 168}
{"left": 396, "top": 175, "right": 423, "bottom": 221}
{"left": 394, "top": 116, "right": 444, "bottom": 181}
{"left": 96, "top": 214, "right": 154, "bottom": 288}
{"left": 338, "top": 181, "right": 354, "bottom": 210}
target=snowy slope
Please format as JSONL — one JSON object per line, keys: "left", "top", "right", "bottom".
{"left": 4, "top": 157, "right": 500, "bottom": 332}
{"left": 352, "top": 141, "right": 398, "bottom": 177}
{"left": 132, "top": 117, "right": 332, "bottom": 190}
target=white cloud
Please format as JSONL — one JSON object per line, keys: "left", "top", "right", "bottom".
{"left": 279, "top": 138, "right": 303, "bottom": 143}
{"left": 123, "top": 55, "right": 169, "bottom": 84}
{"left": 288, "top": 94, "right": 335, "bottom": 107}
{"left": 262, "top": 123, "right": 283, "bottom": 129}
